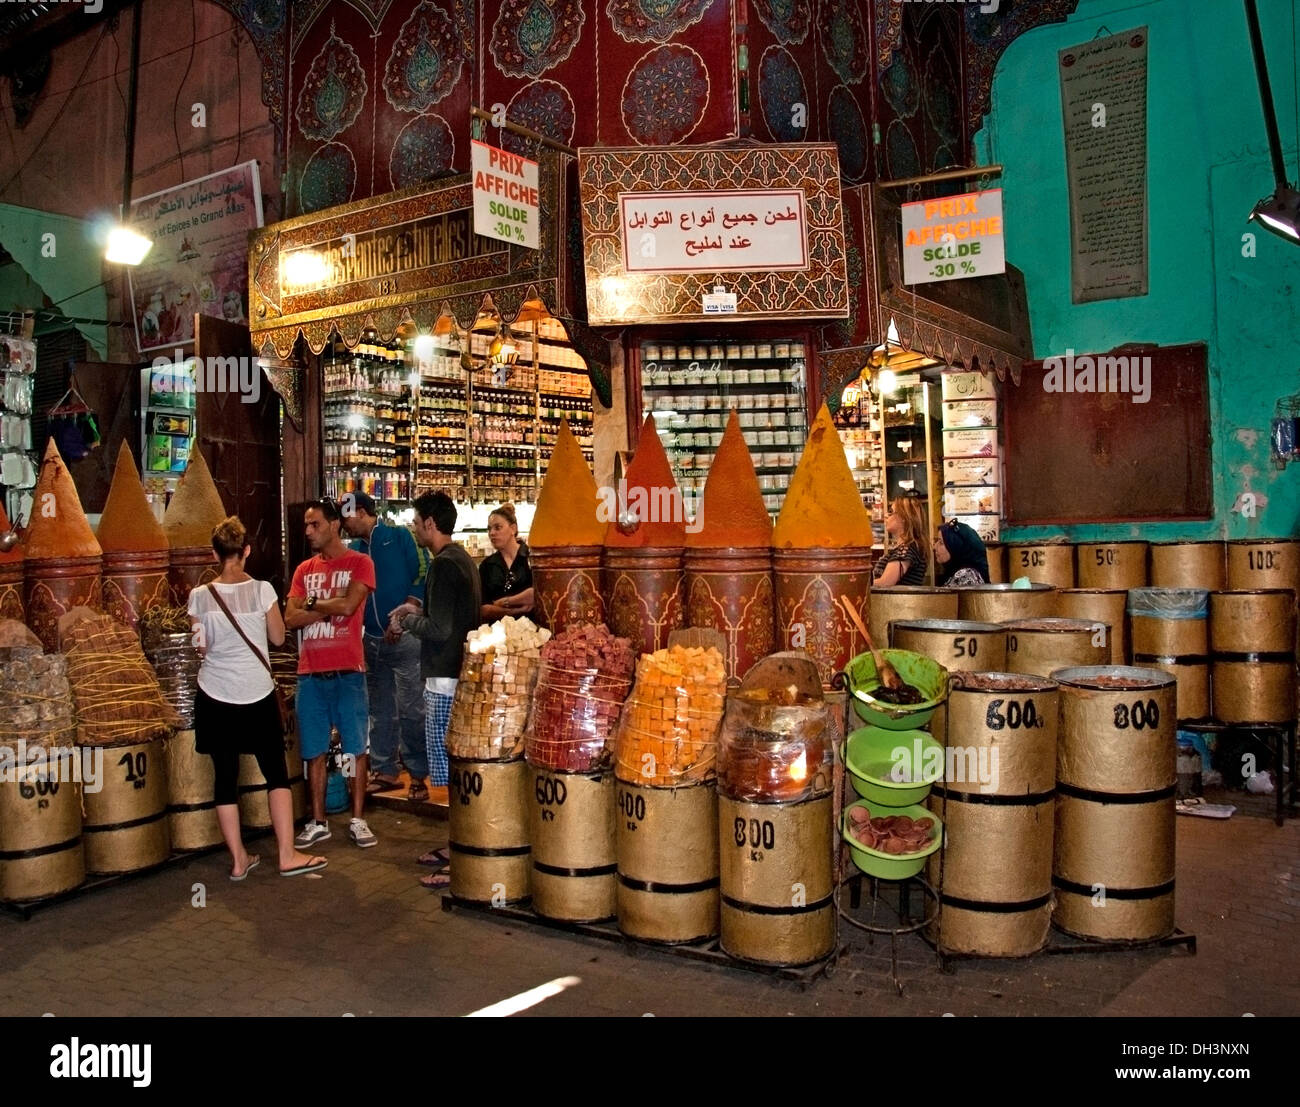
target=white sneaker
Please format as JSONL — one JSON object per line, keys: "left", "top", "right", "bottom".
{"left": 295, "top": 820, "right": 330, "bottom": 848}
{"left": 349, "top": 818, "right": 377, "bottom": 848}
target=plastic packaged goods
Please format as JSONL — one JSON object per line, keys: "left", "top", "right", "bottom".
{"left": 0, "top": 640, "right": 76, "bottom": 749}
{"left": 138, "top": 606, "right": 200, "bottom": 727}
{"left": 524, "top": 623, "right": 637, "bottom": 773}
{"left": 612, "top": 644, "right": 726, "bottom": 787}
{"left": 717, "top": 682, "right": 834, "bottom": 803}
{"left": 448, "top": 617, "right": 550, "bottom": 761}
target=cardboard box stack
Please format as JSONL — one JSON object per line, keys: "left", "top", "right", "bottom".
{"left": 940, "top": 371, "right": 1001, "bottom": 544}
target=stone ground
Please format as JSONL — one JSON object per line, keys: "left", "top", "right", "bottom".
{"left": 0, "top": 803, "right": 1295, "bottom": 1018}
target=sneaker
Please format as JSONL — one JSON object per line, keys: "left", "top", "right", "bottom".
{"left": 295, "top": 820, "right": 331, "bottom": 848}
{"left": 349, "top": 818, "right": 378, "bottom": 848}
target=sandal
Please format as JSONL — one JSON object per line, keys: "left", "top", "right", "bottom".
{"left": 408, "top": 781, "right": 430, "bottom": 804}
{"left": 416, "top": 847, "right": 450, "bottom": 870}
{"left": 419, "top": 870, "right": 451, "bottom": 890}
{"left": 366, "top": 775, "right": 402, "bottom": 795}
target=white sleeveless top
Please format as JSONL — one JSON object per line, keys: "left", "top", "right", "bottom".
{"left": 187, "top": 579, "right": 279, "bottom": 704}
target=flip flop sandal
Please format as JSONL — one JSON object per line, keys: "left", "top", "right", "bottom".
{"left": 419, "top": 870, "right": 451, "bottom": 890}
{"left": 366, "top": 776, "right": 402, "bottom": 795}
{"left": 408, "top": 783, "right": 430, "bottom": 804}
{"left": 230, "top": 855, "right": 260, "bottom": 881}
{"left": 416, "top": 848, "right": 450, "bottom": 870}
{"left": 281, "top": 856, "right": 329, "bottom": 877}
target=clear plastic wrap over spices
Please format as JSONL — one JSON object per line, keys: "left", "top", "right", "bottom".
{"left": 612, "top": 645, "right": 727, "bottom": 787}
{"left": 447, "top": 648, "right": 541, "bottom": 761}
{"left": 523, "top": 623, "right": 636, "bottom": 773}
{"left": 717, "top": 686, "right": 835, "bottom": 803}
{"left": 1126, "top": 587, "right": 1210, "bottom": 620}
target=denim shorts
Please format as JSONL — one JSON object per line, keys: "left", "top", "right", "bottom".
{"left": 297, "top": 671, "right": 369, "bottom": 760}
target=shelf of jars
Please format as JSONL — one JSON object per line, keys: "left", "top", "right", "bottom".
{"left": 323, "top": 338, "right": 416, "bottom": 502}
{"left": 640, "top": 339, "right": 808, "bottom": 517}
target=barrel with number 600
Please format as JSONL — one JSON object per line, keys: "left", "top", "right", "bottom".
{"left": 81, "top": 739, "right": 171, "bottom": 874}
{"left": 448, "top": 757, "right": 530, "bottom": 905}
{"left": 529, "top": 767, "right": 617, "bottom": 922}
{"left": 0, "top": 757, "right": 85, "bottom": 902}
{"left": 1051, "top": 667, "right": 1177, "bottom": 942}
{"left": 615, "top": 780, "right": 718, "bottom": 943}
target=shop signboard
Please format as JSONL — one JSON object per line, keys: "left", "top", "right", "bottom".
{"left": 471, "top": 139, "right": 539, "bottom": 250}
{"left": 127, "top": 161, "right": 264, "bottom": 354}
{"left": 900, "top": 189, "right": 1005, "bottom": 286}
{"left": 579, "top": 143, "right": 848, "bottom": 325}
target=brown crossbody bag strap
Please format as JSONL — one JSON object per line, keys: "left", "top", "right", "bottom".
{"left": 206, "top": 583, "right": 275, "bottom": 678}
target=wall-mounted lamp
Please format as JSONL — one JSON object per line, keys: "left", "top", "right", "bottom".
{"left": 105, "top": 5, "right": 152, "bottom": 266}
{"left": 1245, "top": 0, "right": 1300, "bottom": 244}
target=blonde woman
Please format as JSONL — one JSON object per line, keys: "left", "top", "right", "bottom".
{"left": 872, "top": 496, "right": 929, "bottom": 587}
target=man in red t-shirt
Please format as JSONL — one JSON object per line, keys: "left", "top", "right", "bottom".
{"left": 285, "top": 499, "right": 379, "bottom": 849}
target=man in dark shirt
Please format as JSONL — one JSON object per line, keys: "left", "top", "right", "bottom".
{"left": 342, "top": 491, "right": 428, "bottom": 802}
{"left": 388, "top": 491, "right": 481, "bottom": 809}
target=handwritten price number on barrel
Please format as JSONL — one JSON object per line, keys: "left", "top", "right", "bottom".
{"left": 953, "top": 636, "right": 978, "bottom": 659}
{"left": 535, "top": 774, "right": 567, "bottom": 821}
{"left": 1095, "top": 549, "right": 1115, "bottom": 566}
{"left": 734, "top": 817, "right": 776, "bottom": 862}
{"left": 1247, "top": 549, "right": 1278, "bottom": 571}
{"left": 119, "top": 750, "right": 149, "bottom": 791}
{"left": 1113, "top": 699, "right": 1159, "bottom": 730}
{"left": 618, "top": 788, "right": 646, "bottom": 832}
{"left": 452, "top": 766, "right": 484, "bottom": 806}
{"left": 985, "top": 698, "right": 1044, "bottom": 730}
{"left": 18, "top": 776, "right": 59, "bottom": 809}
{"left": 1019, "top": 550, "right": 1046, "bottom": 568}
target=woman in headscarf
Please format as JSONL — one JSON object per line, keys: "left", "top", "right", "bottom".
{"left": 934, "top": 519, "right": 990, "bottom": 587}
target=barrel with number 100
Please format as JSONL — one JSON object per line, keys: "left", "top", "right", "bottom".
{"left": 448, "top": 757, "right": 531, "bottom": 905}
{"left": 1052, "top": 667, "right": 1177, "bottom": 942}
{"left": 529, "top": 767, "right": 617, "bottom": 922}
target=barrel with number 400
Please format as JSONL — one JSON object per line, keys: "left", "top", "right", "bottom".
{"left": 529, "top": 767, "right": 617, "bottom": 922}
{"left": 81, "top": 739, "right": 170, "bottom": 874}
{"left": 0, "top": 753, "right": 85, "bottom": 902}
{"left": 615, "top": 780, "right": 719, "bottom": 943}
{"left": 1051, "top": 667, "right": 1177, "bottom": 942}
{"left": 448, "top": 757, "right": 530, "bottom": 905}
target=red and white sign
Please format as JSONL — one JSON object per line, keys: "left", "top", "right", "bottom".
{"left": 900, "top": 188, "right": 1005, "bottom": 286}
{"left": 619, "top": 190, "right": 807, "bottom": 274}
{"left": 471, "top": 139, "right": 539, "bottom": 250}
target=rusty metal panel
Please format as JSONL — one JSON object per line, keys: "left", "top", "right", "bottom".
{"left": 1003, "top": 342, "right": 1211, "bottom": 524}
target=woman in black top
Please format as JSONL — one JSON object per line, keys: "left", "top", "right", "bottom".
{"left": 479, "top": 503, "right": 534, "bottom": 620}
{"left": 872, "top": 496, "right": 929, "bottom": 587}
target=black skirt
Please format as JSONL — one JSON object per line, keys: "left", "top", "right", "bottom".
{"left": 194, "top": 686, "right": 284, "bottom": 757}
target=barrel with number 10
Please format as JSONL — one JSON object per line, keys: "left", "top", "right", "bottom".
{"left": 81, "top": 739, "right": 170, "bottom": 875}
{"left": 1052, "top": 667, "right": 1177, "bottom": 942}
{"left": 448, "top": 757, "right": 531, "bottom": 905}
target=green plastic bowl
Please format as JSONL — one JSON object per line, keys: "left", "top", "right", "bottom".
{"left": 843, "top": 649, "right": 950, "bottom": 731}
{"left": 843, "top": 726, "right": 943, "bottom": 806}
{"left": 842, "top": 799, "right": 943, "bottom": 881}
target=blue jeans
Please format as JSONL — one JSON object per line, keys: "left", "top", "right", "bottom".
{"left": 364, "top": 634, "right": 428, "bottom": 780}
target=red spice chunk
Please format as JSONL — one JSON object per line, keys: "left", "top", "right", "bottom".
{"left": 604, "top": 413, "right": 687, "bottom": 548}
{"left": 686, "top": 410, "right": 772, "bottom": 549}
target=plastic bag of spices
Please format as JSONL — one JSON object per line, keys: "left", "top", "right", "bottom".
{"left": 612, "top": 644, "right": 727, "bottom": 787}
{"left": 524, "top": 624, "right": 636, "bottom": 774}
{"left": 446, "top": 617, "right": 549, "bottom": 761}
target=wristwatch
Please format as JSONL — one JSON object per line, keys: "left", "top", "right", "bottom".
{"left": 305, "top": 594, "right": 317, "bottom": 611}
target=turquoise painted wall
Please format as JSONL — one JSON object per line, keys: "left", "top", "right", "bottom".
{"left": 974, "top": 0, "right": 1300, "bottom": 541}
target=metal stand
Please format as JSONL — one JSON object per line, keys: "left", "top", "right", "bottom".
{"left": 837, "top": 874, "right": 940, "bottom": 996}
{"left": 439, "top": 895, "right": 841, "bottom": 988}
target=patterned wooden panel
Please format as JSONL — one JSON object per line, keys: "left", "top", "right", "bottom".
{"left": 195, "top": 316, "right": 284, "bottom": 594}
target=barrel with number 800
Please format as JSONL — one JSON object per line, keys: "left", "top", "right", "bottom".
{"left": 1051, "top": 667, "right": 1177, "bottom": 942}
{"left": 448, "top": 757, "right": 531, "bottom": 905}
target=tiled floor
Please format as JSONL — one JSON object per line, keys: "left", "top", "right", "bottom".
{"left": 0, "top": 804, "right": 1295, "bottom": 1017}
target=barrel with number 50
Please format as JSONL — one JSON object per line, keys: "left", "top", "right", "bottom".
{"left": 81, "top": 738, "right": 170, "bottom": 874}
{"left": 448, "top": 756, "right": 531, "bottom": 905}
{"left": 1051, "top": 667, "right": 1177, "bottom": 942}
{"left": 889, "top": 619, "right": 1006, "bottom": 742}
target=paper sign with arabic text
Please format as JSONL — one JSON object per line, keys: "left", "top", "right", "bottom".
{"left": 620, "top": 190, "right": 807, "bottom": 273}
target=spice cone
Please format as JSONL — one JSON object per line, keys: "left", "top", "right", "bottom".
{"left": 773, "top": 403, "right": 872, "bottom": 549}
{"left": 530, "top": 417, "right": 604, "bottom": 547}
{"left": 604, "top": 413, "right": 686, "bottom": 548}
{"left": 24, "top": 439, "right": 102, "bottom": 559}
{"left": 98, "top": 442, "right": 167, "bottom": 552}
{"left": 686, "top": 410, "right": 772, "bottom": 549}
{"left": 163, "top": 450, "right": 226, "bottom": 549}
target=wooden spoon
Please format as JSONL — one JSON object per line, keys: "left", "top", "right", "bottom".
{"left": 839, "top": 594, "right": 905, "bottom": 692}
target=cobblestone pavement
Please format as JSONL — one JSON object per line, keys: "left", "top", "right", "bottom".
{"left": 0, "top": 807, "right": 1294, "bottom": 1017}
